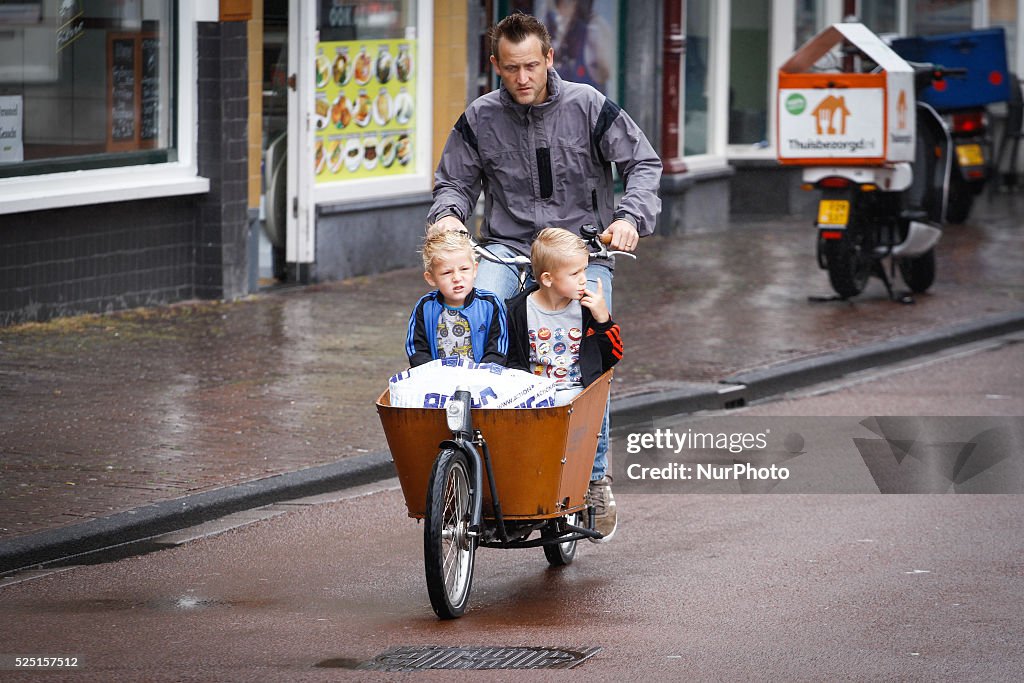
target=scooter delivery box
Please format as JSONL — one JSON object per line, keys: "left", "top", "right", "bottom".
{"left": 777, "top": 23, "right": 915, "bottom": 166}
{"left": 890, "top": 28, "right": 1010, "bottom": 109}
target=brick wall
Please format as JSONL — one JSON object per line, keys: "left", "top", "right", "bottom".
{"left": 0, "top": 199, "right": 197, "bottom": 325}
{"left": 0, "top": 21, "right": 251, "bottom": 326}
{"left": 196, "top": 20, "right": 251, "bottom": 301}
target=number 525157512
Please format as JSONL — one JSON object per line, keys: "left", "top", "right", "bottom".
{"left": 5, "top": 656, "right": 81, "bottom": 669}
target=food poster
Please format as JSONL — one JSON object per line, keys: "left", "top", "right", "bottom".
{"left": 314, "top": 39, "right": 416, "bottom": 183}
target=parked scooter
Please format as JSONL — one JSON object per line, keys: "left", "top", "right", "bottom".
{"left": 943, "top": 105, "right": 990, "bottom": 223}
{"left": 803, "top": 64, "right": 962, "bottom": 302}
{"left": 890, "top": 28, "right": 1011, "bottom": 224}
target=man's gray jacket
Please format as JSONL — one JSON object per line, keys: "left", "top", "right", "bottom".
{"left": 429, "top": 69, "right": 662, "bottom": 255}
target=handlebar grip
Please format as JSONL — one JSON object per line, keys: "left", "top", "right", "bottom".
{"left": 579, "top": 223, "right": 611, "bottom": 245}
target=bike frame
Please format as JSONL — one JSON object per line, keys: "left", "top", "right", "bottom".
{"left": 440, "top": 387, "right": 602, "bottom": 549}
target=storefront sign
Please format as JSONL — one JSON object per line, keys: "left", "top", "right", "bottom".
{"left": 313, "top": 38, "right": 416, "bottom": 183}
{"left": 322, "top": 0, "right": 356, "bottom": 29}
{"left": 57, "top": 0, "right": 85, "bottom": 52}
{"left": 0, "top": 95, "right": 24, "bottom": 163}
{"left": 320, "top": 1, "right": 403, "bottom": 40}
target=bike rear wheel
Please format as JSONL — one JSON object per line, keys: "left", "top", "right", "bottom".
{"left": 424, "top": 448, "right": 476, "bottom": 619}
{"left": 543, "top": 511, "right": 581, "bottom": 567}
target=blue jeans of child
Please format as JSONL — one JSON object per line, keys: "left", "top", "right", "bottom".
{"left": 475, "top": 244, "right": 613, "bottom": 482}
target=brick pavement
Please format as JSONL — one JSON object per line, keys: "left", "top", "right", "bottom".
{"left": 1, "top": 194, "right": 1022, "bottom": 541}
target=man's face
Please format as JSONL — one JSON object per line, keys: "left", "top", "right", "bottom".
{"left": 490, "top": 34, "right": 553, "bottom": 106}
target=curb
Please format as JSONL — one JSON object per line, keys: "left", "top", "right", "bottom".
{"left": 3, "top": 309, "right": 1022, "bottom": 574}
{"left": 0, "top": 451, "right": 394, "bottom": 574}
{"left": 611, "top": 309, "right": 1024, "bottom": 427}
{"left": 721, "top": 309, "right": 1024, "bottom": 402}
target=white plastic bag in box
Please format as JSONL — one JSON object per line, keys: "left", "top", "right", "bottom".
{"left": 389, "top": 357, "right": 558, "bottom": 409}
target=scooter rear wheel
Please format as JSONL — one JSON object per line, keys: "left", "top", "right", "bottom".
{"left": 823, "top": 238, "right": 870, "bottom": 299}
{"left": 945, "top": 175, "right": 976, "bottom": 224}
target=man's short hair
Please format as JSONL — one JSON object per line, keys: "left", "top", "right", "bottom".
{"left": 422, "top": 229, "right": 474, "bottom": 271}
{"left": 489, "top": 12, "right": 552, "bottom": 59}
{"left": 531, "top": 227, "right": 587, "bottom": 276}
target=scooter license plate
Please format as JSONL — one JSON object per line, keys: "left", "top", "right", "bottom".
{"left": 956, "top": 144, "right": 984, "bottom": 168}
{"left": 817, "top": 199, "right": 849, "bottom": 226}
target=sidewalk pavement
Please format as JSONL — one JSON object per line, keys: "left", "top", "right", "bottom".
{"left": 2, "top": 193, "right": 1023, "bottom": 572}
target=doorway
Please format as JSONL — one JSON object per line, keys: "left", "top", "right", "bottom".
{"left": 259, "top": 0, "right": 289, "bottom": 284}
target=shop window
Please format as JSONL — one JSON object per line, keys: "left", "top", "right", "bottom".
{"left": 684, "top": 0, "right": 712, "bottom": 156}
{"left": 728, "top": 0, "right": 770, "bottom": 146}
{"left": 313, "top": 1, "right": 421, "bottom": 185}
{"left": 504, "top": 1, "right": 620, "bottom": 98}
{"left": 859, "top": 0, "right": 899, "bottom": 35}
{"left": 909, "top": 0, "right": 973, "bottom": 35}
{"left": 990, "top": 0, "right": 1018, "bottom": 77}
{"left": 795, "top": 0, "right": 825, "bottom": 48}
{"left": 0, "top": 0, "right": 175, "bottom": 178}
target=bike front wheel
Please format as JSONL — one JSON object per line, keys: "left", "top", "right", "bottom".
{"left": 424, "top": 448, "right": 476, "bottom": 619}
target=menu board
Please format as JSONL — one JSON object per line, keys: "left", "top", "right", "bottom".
{"left": 109, "top": 38, "right": 136, "bottom": 146}
{"left": 313, "top": 39, "right": 416, "bottom": 183}
{"left": 107, "top": 34, "right": 158, "bottom": 152}
{"left": 140, "top": 38, "right": 160, "bottom": 143}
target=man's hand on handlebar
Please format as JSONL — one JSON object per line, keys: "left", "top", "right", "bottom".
{"left": 602, "top": 219, "right": 640, "bottom": 253}
{"left": 429, "top": 215, "right": 467, "bottom": 235}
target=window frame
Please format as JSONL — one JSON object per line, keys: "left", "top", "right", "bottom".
{"left": 0, "top": 2, "right": 209, "bottom": 216}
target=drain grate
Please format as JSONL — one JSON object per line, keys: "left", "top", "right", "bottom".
{"left": 356, "top": 645, "right": 601, "bottom": 671}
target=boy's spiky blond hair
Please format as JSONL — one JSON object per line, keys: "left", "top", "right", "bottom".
{"left": 531, "top": 227, "right": 587, "bottom": 277}
{"left": 421, "top": 229, "right": 475, "bottom": 271}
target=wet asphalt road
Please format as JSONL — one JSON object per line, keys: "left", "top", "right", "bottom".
{"left": 1, "top": 192, "right": 1022, "bottom": 540}
{"left": 0, "top": 339, "right": 1021, "bottom": 682}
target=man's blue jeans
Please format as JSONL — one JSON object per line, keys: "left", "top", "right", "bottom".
{"left": 475, "top": 245, "right": 613, "bottom": 482}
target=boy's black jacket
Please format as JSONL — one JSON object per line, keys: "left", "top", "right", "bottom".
{"left": 505, "top": 285, "right": 623, "bottom": 388}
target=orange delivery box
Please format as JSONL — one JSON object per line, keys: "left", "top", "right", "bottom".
{"left": 777, "top": 23, "right": 915, "bottom": 166}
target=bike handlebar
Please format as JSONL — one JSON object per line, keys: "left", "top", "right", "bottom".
{"left": 467, "top": 224, "right": 636, "bottom": 271}
{"left": 580, "top": 224, "right": 634, "bottom": 259}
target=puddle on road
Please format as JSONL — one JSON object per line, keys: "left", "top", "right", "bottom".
{"left": 19, "top": 595, "right": 277, "bottom": 614}
{"left": 314, "top": 657, "right": 363, "bottom": 669}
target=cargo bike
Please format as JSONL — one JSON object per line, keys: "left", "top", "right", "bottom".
{"left": 376, "top": 369, "right": 613, "bottom": 619}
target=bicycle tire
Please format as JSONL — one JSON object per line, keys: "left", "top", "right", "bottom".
{"left": 423, "top": 448, "right": 476, "bottom": 618}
